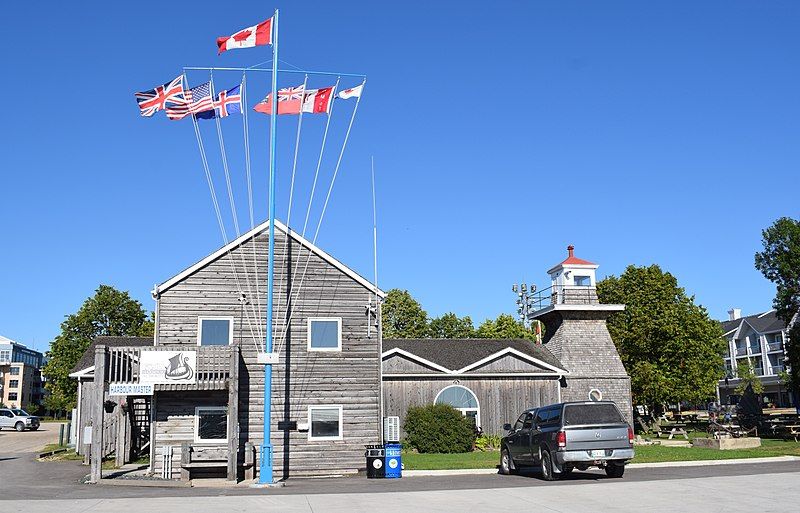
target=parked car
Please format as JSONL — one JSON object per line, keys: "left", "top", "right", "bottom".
{"left": 500, "top": 401, "right": 634, "bottom": 480}
{"left": 0, "top": 408, "right": 40, "bottom": 432}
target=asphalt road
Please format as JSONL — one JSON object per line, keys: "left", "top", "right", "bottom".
{"left": 1, "top": 431, "right": 799, "bottom": 511}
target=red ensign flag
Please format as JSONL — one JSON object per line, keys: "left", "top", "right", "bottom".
{"left": 217, "top": 18, "right": 273, "bottom": 54}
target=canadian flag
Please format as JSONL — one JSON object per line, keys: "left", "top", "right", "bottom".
{"left": 337, "top": 84, "right": 364, "bottom": 100}
{"left": 217, "top": 18, "right": 273, "bottom": 54}
{"left": 302, "top": 87, "right": 335, "bottom": 114}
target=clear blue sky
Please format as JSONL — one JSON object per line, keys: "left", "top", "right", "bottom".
{"left": 1, "top": 1, "right": 798, "bottom": 352}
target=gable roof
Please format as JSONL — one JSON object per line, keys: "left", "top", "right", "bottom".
{"left": 69, "top": 336, "right": 154, "bottom": 376}
{"left": 720, "top": 310, "right": 786, "bottom": 337}
{"left": 154, "top": 219, "right": 385, "bottom": 298}
{"left": 383, "top": 338, "right": 567, "bottom": 374}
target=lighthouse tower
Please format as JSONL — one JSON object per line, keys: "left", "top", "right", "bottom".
{"left": 529, "top": 246, "right": 633, "bottom": 423}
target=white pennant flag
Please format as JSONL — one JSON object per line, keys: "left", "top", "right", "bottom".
{"left": 337, "top": 84, "right": 364, "bottom": 100}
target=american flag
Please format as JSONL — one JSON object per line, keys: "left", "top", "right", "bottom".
{"left": 166, "top": 81, "right": 215, "bottom": 120}
{"left": 134, "top": 76, "right": 184, "bottom": 117}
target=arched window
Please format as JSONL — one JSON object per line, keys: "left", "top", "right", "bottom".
{"left": 435, "top": 385, "right": 480, "bottom": 429}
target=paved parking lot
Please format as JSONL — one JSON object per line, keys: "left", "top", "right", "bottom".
{"left": 0, "top": 422, "right": 63, "bottom": 454}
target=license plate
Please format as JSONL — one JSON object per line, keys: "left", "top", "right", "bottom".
{"left": 590, "top": 450, "right": 607, "bottom": 458}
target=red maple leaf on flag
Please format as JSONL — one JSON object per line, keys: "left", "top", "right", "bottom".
{"left": 232, "top": 29, "right": 252, "bottom": 42}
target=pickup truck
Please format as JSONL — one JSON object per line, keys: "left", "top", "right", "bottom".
{"left": 500, "top": 401, "right": 634, "bottom": 480}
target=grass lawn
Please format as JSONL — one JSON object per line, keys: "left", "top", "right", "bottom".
{"left": 402, "top": 439, "right": 800, "bottom": 470}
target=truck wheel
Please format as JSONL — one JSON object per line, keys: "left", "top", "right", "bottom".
{"left": 500, "top": 447, "right": 516, "bottom": 475}
{"left": 15, "top": 422, "right": 25, "bottom": 432}
{"left": 605, "top": 463, "right": 625, "bottom": 478}
{"left": 541, "top": 450, "right": 556, "bottom": 481}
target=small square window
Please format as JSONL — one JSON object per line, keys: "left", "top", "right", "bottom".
{"left": 574, "top": 275, "right": 591, "bottom": 287}
{"left": 9, "top": 380, "right": 19, "bottom": 389}
{"left": 198, "top": 318, "right": 233, "bottom": 346}
{"left": 308, "top": 318, "right": 342, "bottom": 351}
{"left": 10, "top": 367, "right": 20, "bottom": 376}
{"left": 308, "top": 405, "right": 343, "bottom": 440}
{"left": 8, "top": 393, "right": 18, "bottom": 401}
{"left": 195, "top": 407, "right": 228, "bottom": 443}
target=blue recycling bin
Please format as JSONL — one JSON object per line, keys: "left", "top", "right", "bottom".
{"left": 384, "top": 443, "right": 402, "bottom": 479}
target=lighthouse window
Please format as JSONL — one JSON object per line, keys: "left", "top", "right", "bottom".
{"left": 197, "top": 317, "right": 234, "bottom": 346}
{"left": 195, "top": 407, "right": 227, "bottom": 442}
{"left": 574, "top": 275, "right": 591, "bottom": 287}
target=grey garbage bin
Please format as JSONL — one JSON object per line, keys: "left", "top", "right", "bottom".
{"left": 365, "top": 445, "right": 385, "bottom": 478}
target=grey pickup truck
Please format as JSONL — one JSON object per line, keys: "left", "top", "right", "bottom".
{"left": 500, "top": 401, "right": 634, "bottom": 480}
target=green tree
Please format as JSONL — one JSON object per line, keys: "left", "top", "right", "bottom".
{"left": 381, "top": 289, "right": 428, "bottom": 339}
{"left": 597, "top": 265, "right": 726, "bottom": 412}
{"left": 754, "top": 217, "right": 800, "bottom": 390}
{"left": 42, "top": 285, "right": 152, "bottom": 410}
{"left": 476, "top": 314, "right": 535, "bottom": 341}
{"left": 428, "top": 312, "right": 475, "bottom": 338}
{"left": 735, "top": 360, "right": 765, "bottom": 395}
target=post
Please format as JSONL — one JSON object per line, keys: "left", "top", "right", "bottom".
{"left": 260, "top": 7, "right": 279, "bottom": 485}
{"left": 115, "top": 407, "right": 127, "bottom": 468}
{"left": 59, "top": 423, "right": 64, "bottom": 447}
{"left": 227, "top": 345, "right": 240, "bottom": 481}
{"left": 90, "top": 345, "right": 107, "bottom": 483}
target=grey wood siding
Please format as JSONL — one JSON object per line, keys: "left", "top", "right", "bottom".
{"left": 464, "top": 354, "right": 555, "bottom": 374}
{"left": 156, "top": 228, "right": 380, "bottom": 478}
{"left": 383, "top": 354, "right": 442, "bottom": 374}
{"left": 383, "top": 377, "right": 560, "bottom": 436}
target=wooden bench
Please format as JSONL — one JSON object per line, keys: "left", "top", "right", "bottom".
{"left": 180, "top": 443, "right": 229, "bottom": 482}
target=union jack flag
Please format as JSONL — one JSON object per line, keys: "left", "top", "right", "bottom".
{"left": 166, "top": 81, "right": 215, "bottom": 120}
{"left": 134, "top": 76, "right": 185, "bottom": 117}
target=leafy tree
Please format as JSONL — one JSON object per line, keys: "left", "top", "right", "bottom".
{"left": 476, "top": 314, "right": 535, "bottom": 341}
{"left": 428, "top": 313, "right": 475, "bottom": 338}
{"left": 381, "top": 289, "right": 428, "bottom": 339}
{"left": 42, "top": 285, "right": 152, "bottom": 410}
{"left": 597, "top": 265, "right": 726, "bottom": 412}
{"left": 735, "top": 361, "right": 765, "bottom": 395}
{"left": 754, "top": 217, "right": 800, "bottom": 391}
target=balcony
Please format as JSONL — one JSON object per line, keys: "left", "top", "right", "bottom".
{"left": 767, "top": 341, "right": 783, "bottom": 352}
{"left": 102, "top": 345, "right": 237, "bottom": 391}
{"left": 531, "top": 285, "right": 599, "bottom": 309}
{"left": 771, "top": 365, "right": 785, "bottom": 374}
{"left": 735, "top": 344, "right": 747, "bottom": 357}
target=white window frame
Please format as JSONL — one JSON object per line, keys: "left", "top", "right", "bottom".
{"left": 307, "top": 405, "right": 344, "bottom": 441}
{"left": 194, "top": 406, "right": 228, "bottom": 444}
{"left": 307, "top": 317, "right": 342, "bottom": 352}
{"left": 434, "top": 385, "right": 481, "bottom": 429}
{"left": 196, "top": 316, "right": 235, "bottom": 347}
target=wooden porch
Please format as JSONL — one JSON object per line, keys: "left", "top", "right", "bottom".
{"left": 88, "top": 344, "right": 240, "bottom": 483}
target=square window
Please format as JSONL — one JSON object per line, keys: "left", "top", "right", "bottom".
{"left": 8, "top": 393, "right": 18, "bottom": 401}
{"left": 10, "top": 367, "right": 20, "bottom": 376}
{"left": 9, "top": 380, "right": 19, "bottom": 388}
{"left": 308, "top": 406, "right": 343, "bottom": 440}
{"left": 308, "top": 318, "right": 341, "bottom": 351}
{"left": 574, "top": 275, "right": 591, "bottom": 287}
{"left": 198, "top": 318, "right": 233, "bottom": 346}
{"left": 195, "top": 407, "right": 227, "bottom": 443}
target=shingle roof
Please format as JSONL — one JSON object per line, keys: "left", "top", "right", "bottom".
{"left": 383, "top": 338, "right": 565, "bottom": 372}
{"left": 70, "top": 336, "right": 154, "bottom": 374}
{"left": 720, "top": 310, "right": 786, "bottom": 336}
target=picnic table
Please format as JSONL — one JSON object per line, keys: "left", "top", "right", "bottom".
{"left": 666, "top": 422, "right": 689, "bottom": 440}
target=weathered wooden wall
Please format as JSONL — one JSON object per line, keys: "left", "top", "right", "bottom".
{"left": 156, "top": 227, "right": 381, "bottom": 478}
{"left": 383, "top": 376, "right": 560, "bottom": 436}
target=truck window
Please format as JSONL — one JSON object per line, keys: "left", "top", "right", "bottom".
{"left": 563, "top": 403, "right": 625, "bottom": 425}
{"left": 522, "top": 413, "right": 533, "bottom": 429}
{"left": 535, "top": 409, "right": 549, "bottom": 425}
{"left": 513, "top": 413, "right": 526, "bottom": 431}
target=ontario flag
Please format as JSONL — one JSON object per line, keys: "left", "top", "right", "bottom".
{"left": 217, "top": 18, "right": 273, "bottom": 54}
{"left": 253, "top": 84, "right": 304, "bottom": 115}
{"left": 134, "top": 76, "right": 184, "bottom": 117}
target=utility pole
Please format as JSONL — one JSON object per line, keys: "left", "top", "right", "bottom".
{"left": 512, "top": 282, "right": 543, "bottom": 343}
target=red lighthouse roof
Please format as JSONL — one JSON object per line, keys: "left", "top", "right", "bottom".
{"left": 560, "top": 245, "right": 596, "bottom": 266}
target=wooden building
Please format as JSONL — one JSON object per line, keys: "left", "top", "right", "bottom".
{"left": 82, "top": 220, "right": 384, "bottom": 482}
{"left": 382, "top": 339, "right": 568, "bottom": 436}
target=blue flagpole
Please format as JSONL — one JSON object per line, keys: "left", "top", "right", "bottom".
{"left": 260, "top": 7, "right": 278, "bottom": 485}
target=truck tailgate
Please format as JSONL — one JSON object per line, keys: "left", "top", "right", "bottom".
{"left": 564, "top": 425, "right": 630, "bottom": 451}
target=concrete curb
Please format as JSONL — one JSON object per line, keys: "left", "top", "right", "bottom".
{"left": 402, "top": 455, "right": 800, "bottom": 477}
